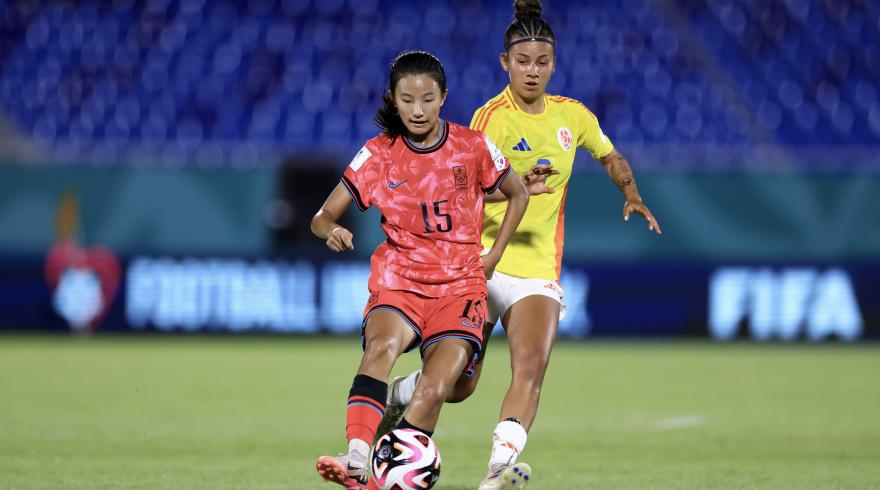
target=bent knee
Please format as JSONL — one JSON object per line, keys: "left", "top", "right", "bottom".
{"left": 414, "top": 382, "right": 449, "bottom": 407}
{"left": 445, "top": 381, "right": 477, "bottom": 403}
{"left": 510, "top": 348, "right": 551, "bottom": 374}
{"left": 511, "top": 362, "right": 549, "bottom": 388}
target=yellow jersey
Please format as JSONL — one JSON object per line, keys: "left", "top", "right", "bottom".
{"left": 471, "top": 86, "right": 614, "bottom": 280}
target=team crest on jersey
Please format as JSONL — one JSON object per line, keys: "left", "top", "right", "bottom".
{"left": 453, "top": 165, "right": 468, "bottom": 188}
{"left": 557, "top": 127, "right": 573, "bottom": 151}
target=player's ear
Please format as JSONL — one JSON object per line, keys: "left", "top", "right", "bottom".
{"left": 440, "top": 89, "right": 448, "bottom": 107}
{"left": 499, "top": 52, "right": 510, "bottom": 72}
{"left": 387, "top": 89, "right": 398, "bottom": 113}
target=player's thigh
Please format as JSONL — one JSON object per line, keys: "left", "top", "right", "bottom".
{"left": 360, "top": 309, "right": 419, "bottom": 372}
{"left": 421, "top": 337, "right": 474, "bottom": 391}
{"left": 503, "top": 294, "right": 561, "bottom": 368}
{"left": 408, "top": 337, "right": 474, "bottom": 426}
{"left": 362, "top": 290, "right": 423, "bottom": 353}
{"left": 448, "top": 270, "right": 510, "bottom": 397}
{"left": 449, "top": 321, "right": 496, "bottom": 402}
{"left": 419, "top": 289, "right": 486, "bottom": 390}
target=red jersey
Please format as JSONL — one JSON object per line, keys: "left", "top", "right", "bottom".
{"left": 341, "top": 120, "right": 511, "bottom": 297}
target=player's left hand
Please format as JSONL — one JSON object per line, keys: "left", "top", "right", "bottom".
{"left": 482, "top": 250, "right": 501, "bottom": 280}
{"left": 623, "top": 199, "right": 661, "bottom": 235}
{"left": 521, "top": 164, "right": 560, "bottom": 196}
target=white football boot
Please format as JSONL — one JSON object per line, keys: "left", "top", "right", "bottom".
{"left": 477, "top": 462, "right": 532, "bottom": 490}
{"left": 374, "top": 371, "right": 419, "bottom": 442}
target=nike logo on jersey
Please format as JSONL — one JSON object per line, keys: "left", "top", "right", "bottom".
{"left": 388, "top": 179, "right": 408, "bottom": 188}
{"left": 511, "top": 138, "right": 532, "bottom": 151}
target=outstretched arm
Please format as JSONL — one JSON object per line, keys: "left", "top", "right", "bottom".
{"left": 311, "top": 183, "right": 356, "bottom": 251}
{"left": 484, "top": 164, "right": 560, "bottom": 202}
{"left": 482, "top": 174, "right": 528, "bottom": 279}
{"left": 599, "top": 149, "right": 661, "bottom": 235}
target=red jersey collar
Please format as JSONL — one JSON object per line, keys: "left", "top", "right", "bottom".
{"left": 402, "top": 120, "right": 449, "bottom": 154}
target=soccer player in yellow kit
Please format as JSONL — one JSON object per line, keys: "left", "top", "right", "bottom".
{"left": 380, "top": 1, "right": 661, "bottom": 488}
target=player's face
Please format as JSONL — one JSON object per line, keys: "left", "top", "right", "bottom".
{"left": 501, "top": 41, "right": 556, "bottom": 102}
{"left": 393, "top": 74, "right": 447, "bottom": 141}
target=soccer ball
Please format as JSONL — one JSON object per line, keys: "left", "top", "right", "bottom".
{"left": 370, "top": 429, "right": 441, "bottom": 490}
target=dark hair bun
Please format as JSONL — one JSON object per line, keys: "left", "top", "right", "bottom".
{"left": 514, "top": 0, "right": 543, "bottom": 20}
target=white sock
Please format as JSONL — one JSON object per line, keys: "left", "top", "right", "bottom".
{"left": 348, "top": 438, "right": 370, "bottom": 465}
{"left": 488, "top": 420, "right": 528, "bottom": 468}
{"left": 393, "top": 370, "right": 420, "bottom": 405}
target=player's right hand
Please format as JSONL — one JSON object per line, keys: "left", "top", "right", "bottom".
{"left": 326, "top": 226, "right": 354, "bottom": 252}
{"left": 482, "top": 249, "right": 501, "bottom": 280}
{"left": 522, "top": 164, "right": 559, "bottom": 195}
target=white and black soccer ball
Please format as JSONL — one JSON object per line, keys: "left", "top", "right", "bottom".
{"left": 370, "top": 429, "right": 441, "bottom": 490}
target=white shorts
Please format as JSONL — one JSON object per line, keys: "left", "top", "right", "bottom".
{"left": 486, "top": 270, "right": 566, "bottom": 325}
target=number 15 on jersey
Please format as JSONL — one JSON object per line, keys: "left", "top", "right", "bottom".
{"left": 420, "top": 200, "right": 452, "bottom": 233}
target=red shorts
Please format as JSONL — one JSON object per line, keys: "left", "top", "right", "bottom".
{"left": 361, "top": 287, "right": 488, "bottom": 357}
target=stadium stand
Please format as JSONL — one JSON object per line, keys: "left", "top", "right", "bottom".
{"left": 0, "top": 0, "right": 877, "bottom": 169}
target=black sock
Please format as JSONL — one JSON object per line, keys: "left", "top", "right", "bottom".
{"left": 349, "top": 374, "right": 388, "bottom": 403}
{"left": 396, "top": 417, "right": 433, "bottom": 437}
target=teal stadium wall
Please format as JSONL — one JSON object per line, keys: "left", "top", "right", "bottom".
{"left": 0, "top": 163, "right": 877, "bottom": 339}
{"left": 2, "top": 164, "right": 879, "bottom": 262}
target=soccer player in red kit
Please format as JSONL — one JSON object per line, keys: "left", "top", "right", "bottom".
{"left": 311, "top": 50, "right": 529, "bottom": 489}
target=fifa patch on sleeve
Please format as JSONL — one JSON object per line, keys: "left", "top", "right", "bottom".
{"left": 483, "top": 135, "right": 507, "bottom": 171}
{"left": 349, "top": 146, "right": 371, "bottom": 172}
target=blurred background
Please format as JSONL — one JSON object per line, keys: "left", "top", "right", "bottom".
{"left": 0, "top": 0, "right": 878, "bottom": 340}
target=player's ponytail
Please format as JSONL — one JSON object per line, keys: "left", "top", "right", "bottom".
{"left": 504, "top": 0, "right": 557, "bottom": 52}
{"left": 374, "top": 50, "right": 448, "bottom": 140}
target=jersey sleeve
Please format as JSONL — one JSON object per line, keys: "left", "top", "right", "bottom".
{"left": 340, "top": 143, "right": 379, "bottom": 212}
{"left": 575, "top": 103, "right": 615, "bottom": 160}
{"left": 470, "top": 104, "right": 506, "bottom": 149}
{"left": 468, "top": 108, "right": 483, "bottom": 129}
{"left": 478, "top": 134, "right": 512, "bottom": 194}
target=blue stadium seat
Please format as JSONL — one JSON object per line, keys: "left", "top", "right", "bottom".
{"left": 0, "top": 0, "right": 877, "bottom": 168}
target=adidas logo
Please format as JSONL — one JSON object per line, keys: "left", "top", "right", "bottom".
{"left": 511, "top": 138, "right": 532, "bottom": 151}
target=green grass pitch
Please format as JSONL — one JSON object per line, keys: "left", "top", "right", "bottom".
{"left": 1, "top": 336, "right": 878, "bottom": 489}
